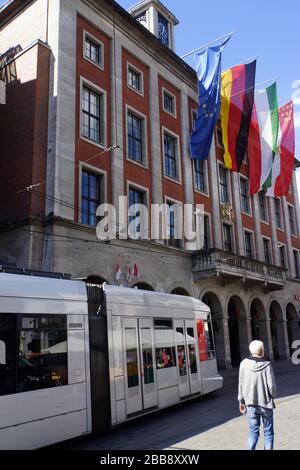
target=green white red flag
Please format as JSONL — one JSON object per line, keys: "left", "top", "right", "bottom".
{"left": 248, "top": 83, "right": 279, "bottom": 194}
{"left": 266, "top": 101, "right": 295, "bottom": 197}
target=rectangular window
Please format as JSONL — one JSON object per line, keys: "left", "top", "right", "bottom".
{"left": 203, "top": 215, "right": 211, "bottom": 251}
{"left": 216, "top": 127, "right": 224, "bottom": 149}
{"left": 164, "top": 133, "right": 178, "bottom": 180}
{"left": 82, "top": 170, "right": 102, "bottom": 226}
{"left": 197, "top": 320, "right": 216, "bottom": 361}
{"left": 0, "top": 314, "right": 17, "bottom": 397}
{"left": 163, "top": 90, "right": 175, "bottom": 115}
{"left": 279, "top": 245, "right": 286, "bottom": 269}
{"left": 125, "top": 328, "right": 139, "bottom": 388}
{"left": 187, "top": 327, "right": 198, "bottom": 374}
{"left": 127, "top": 112, "right": 144, "bottom": 163}
{"left": 288, "top": 205, "right": 296, "bottom": 235}
{"left": 293, "top": 250, "right": 300, "bottom": 279}
{"left": 223, "top": 224, "right": 232, "bottom": 253}
{"left": 156, "top": 347, "right": 176, "bottom": 369}
{"left": 259, "top": 190, "right": 268, "bottom": 222}
{"left": 194, "top": 159, "right": 207, "bottom": 193}
{"left": 166, "top": 201, "right": 181, "bottom": 248}
{"left": 158, "top": 13, "right": 169, "bottom": 47}
{"left": 240, "top": 178, "right": 250, "bottom": 214}
{"left": 84, "top": 35, "right": 103, "bottom": 67}
{"left": 192, "top": 110, "right": 197, "bottom": 131}
{"left": 82, "top": 85, "right": 104, "bottom": 144}
{"left": 18, "top": 315, "right": 68, "bottom": 393}
{"left": 275, "top": 198, "right": 283, "bottom": 229}
{"left": 128, "top": 187, "right": 145, "bottom": 238}
{"left": 219, "top": 166, "right": 229, "bottom": 203}
{"left": 263, "top": 238, "right": 272, "bottom": 265}
{"left": 128, "top": 66, "right": 142, "bottom": 93}
{"left": 141, "top": 329, "right": 154, "bottom": 385}
{"left": 244, "top": 232, "right": 253, "bottom": 259}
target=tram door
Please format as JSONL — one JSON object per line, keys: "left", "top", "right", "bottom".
{"left": 123, "top": 318, "right": 157, "bottom": 416}
{"left": 175, "top": 320, "right": 201, "bottom": 398}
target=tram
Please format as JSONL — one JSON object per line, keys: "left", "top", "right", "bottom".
{"left": 0, "top": 271, "right": 223, "bottom": 449}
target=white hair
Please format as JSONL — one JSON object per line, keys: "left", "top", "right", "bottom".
{"left": 249, "top": 340, "right": 264, "bottom": 357}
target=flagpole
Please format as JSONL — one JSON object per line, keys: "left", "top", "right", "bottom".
{"left": 229, "top": 76, "right": 280, "bottom": 100}
{"left": 180, "top": 30, "right": 237, "bottom": 59}
{"left": 220, "top": 55, "right": 258, "bottom": 76}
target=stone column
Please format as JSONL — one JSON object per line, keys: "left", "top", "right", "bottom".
{"left": 268, "top": 198, "right": 280, "bottom": 266}
{"left": 252, "top": 194, "right": 264, "bottom": 261}
{"left": 231, "top": 173, "right": 244, "bottom": 256}
{"left": 208, "top": 136, "right": 222, "bottom": 249}
{"left": 282, "top": 196, "right": 294, "bottom": 276}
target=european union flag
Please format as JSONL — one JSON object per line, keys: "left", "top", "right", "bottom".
{"left": 190, "top": 36, "right": 231, "bottom": 160}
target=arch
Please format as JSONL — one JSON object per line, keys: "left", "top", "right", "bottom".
{"left": 171, "top": 287, "right": 191, "bottom": 296}
{"left": 250, "top": 298, "right": 270, "bottom": 359}
{"left": 269, "top": 300, "right": 287, "bottom": 360}
{"left": 227, "top": 295, "right": 248, "bottom": 367}
{"left": 202, "top": 292, "right": 226, "bottom": 369}
{"left": 132, "top": 282, "right": 155, "bottom": 291}
{"left": 286, "top": 303, "right": 300, "bottom": 354}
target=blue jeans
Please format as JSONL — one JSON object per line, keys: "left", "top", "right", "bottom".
{"left": 246, "top": 406, "right": 274, "bottom": 450}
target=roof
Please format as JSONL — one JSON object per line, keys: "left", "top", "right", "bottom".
{"left": 0, "top": 0, "right": 197, "bottom": 82}
{"left": 128, "top": 0, "right": 179, "bottom": 25}
{"left": 104, "top": 284, "right": 210, "bottom": 312}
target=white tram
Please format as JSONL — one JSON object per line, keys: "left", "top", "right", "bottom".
{"left": 0, "top": 271, "right": 223, "bottom": 449}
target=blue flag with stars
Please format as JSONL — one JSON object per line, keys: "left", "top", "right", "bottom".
{"left": 190, "top": 36, "right": 231, "bottom": 160}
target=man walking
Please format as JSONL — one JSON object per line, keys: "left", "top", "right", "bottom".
{"left": 238, "top": 340, "right": 277, "bottom": 450}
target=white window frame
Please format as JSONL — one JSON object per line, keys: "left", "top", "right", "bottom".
{"left": 216, "top": 127, "right": 224, "bottom": 149}
{"left": 262, "top": 236, "right": 273, "bottom": 265}
{"left": 244, "top": 229, "right": 255, "bottom": 259}
{"left": 162, "top": 87, "right": 177, "bottom": 118}
{"left": 259, "top": 190, "right": 269, "bottom": 224}
{"left": 191, "top": 108, "right": 197, "bottom": 132}
{"left": 193, "top": 159, "right": 209, "bottom": 196}
{"left": 125, "top": 104, "right": 148, "bottom": 168}
{"left": 278, "top": 243, "right": 287, "bottom": 269}
{"left": 80, "top": 76, "right": 107, "bottom": 149}
{"left": 222, "top": 222, "right": 235, "bottom": 253}
{"left": 127, "top": 180, "right": 150, "bottom": 239}
{"left": 162, "top": 127, "right": 182, "bottom": 184}
{"left": 239, "top": 176, "right": 252, "bottom": 216}
{"left": 78, "top": 161, "right": 107, "bottom": 225}
{"left": 218, "top": 163, "right": 232, "bottom": 205}
{"left": 288, "top": 204, "right": 297, "bottom": 236}
{"left": 83, "top": 30, "right": 104, "bottom": 70}
{"left": 274, "top": 197, "right": 284, "bottom": 231}
{"left": 126, "top": 62, "right": 144, "bottom": 96}
{"left": 292, "top": 248, "right": 300, "bottom": 278}
{"left": 164, "top": 195, "right": 184, "bottom": 249}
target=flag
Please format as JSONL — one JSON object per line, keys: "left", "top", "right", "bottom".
{"left": 190, "top": 35, "right": 231, "bottom": 160}
{"left": 248, "top": 83, "right": 279, "bottom": 194}
{"left": 126, "top": 267, "right": 132, "bottom": 283}
{"left": 115, "top": 265, "right": 122, "bottom": 282}
{"left": 221, "top": 60, "right": 256, "bottom": 171}
{"left": 267, "top": 101, "right": 295, "bottom": 197}
{"left": 133, "top": 264, "right": 139, "bottom": 280}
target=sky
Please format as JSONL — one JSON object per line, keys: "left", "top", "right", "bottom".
{"left": 1, "top": 0, "right": 300, "bottom": 188}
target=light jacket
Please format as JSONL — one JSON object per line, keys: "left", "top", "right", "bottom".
{"left": 238, "top": 356, "right": 277, "bottom": 409}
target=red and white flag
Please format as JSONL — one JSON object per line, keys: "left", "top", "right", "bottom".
{"left": 126, "top": 267, "right": 132, "bottom": 283}
{"left": 115, "top": 265, "right": 122, "bottom": 281}
{"left": 267, "top": 101, "right": 295, "bottom": 197}
{"left": 133, "top": 264, "right": 139, "bottom": 280}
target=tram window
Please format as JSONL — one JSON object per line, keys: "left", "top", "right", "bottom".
{"left": 141, "top": 329, "right": 154, "bottom": 385}
{"left": 18, "top": 315, "right": 68, "bottom": 393}
{"left": 196, "top": 320, "right": 216, "bottom": 361}
{"left": 187, "top": 328, "right": 197, "bottom": 374}
{"left": 0, "top": 314, "right": 17, "bottom": 397}
{"left": 125, "top": 328, "right": 139, "bottom": 388}
{"left": 176, "top": 328, "right": 187, "bottom": 376}
{"left": 154, "top": 319, "right": 173, "bottom": 329}
{"left": 156, "top": 347, "right": 176, "bottom": 369}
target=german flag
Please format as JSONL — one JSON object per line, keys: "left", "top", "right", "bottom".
{"left": 220, "top": 60, "right": 256, "bottom": 171}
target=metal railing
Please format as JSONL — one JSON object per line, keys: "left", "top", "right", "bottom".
{"left": 192, "top": 249, "right": 286, "bottom": 282}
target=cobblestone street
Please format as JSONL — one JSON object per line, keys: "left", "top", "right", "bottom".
{"left": 62, "top": 361, "right": 300, "bottom": 451}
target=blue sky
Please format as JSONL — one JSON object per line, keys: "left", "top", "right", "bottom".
{"left": 1, "top": 0, "right": 299, "bottom": 173}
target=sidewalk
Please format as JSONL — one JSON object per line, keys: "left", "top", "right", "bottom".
{"left": 167, "top": 360, "right": 300, "bottom": 450}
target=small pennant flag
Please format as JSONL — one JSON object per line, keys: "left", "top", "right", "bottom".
{"left": 115, "top": 265, "right": 122, "bottom": 282}
{"left": 133, "top": 264, "right": 139, "bottom": 280}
